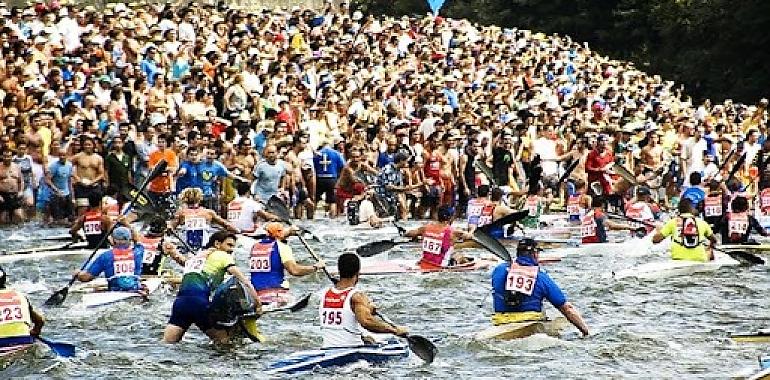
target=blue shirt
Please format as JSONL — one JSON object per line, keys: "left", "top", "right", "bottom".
{"left": 176, "top": 161, "right": 202, "bottom": 194}
{"left": 313, "top": 147, "right": 345, "bottom": 178}
{"left": 48, "top": 160, "right": 73, "bottom": 196}
{"left": 199, "top": 160, "right": 229, "bottom": 197}
{"left": 491, "top": 256, "right": 567, "bottom": 313}
{"left": 681, "top": 186, "right": 706, "bottom": 208}
{"left": 442, "top": 88, "right": 459, "bottom": 109}
{"left": 376, "top": 151, "right": 395, "bottom": 168}
{"left": 252, "top": 160, "right": 286, "bottom": 200}
{"left": 86, "top": 245, "right": 145, "bottom": 291}
{"left": 254, "top": 131, "right": 269, "bottom": 155}
{"left": 140, "top": 58, "right": 160, "bottom": 85}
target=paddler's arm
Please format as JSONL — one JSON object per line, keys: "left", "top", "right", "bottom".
{"left": 210, "top": 211, "right": 238, "bottom": 233}
{"left": 351, "top": 292, "right": 408, "bottom": 336}
{"left": 452, "top": 228, "right": 473, "bottom": 242}
{"left": 558, "top": 302, "right": 590, "bottom": 337}
{"left": 226, "top": 265, "right": 262, "bottom": 315}
{"left": 651, "top": 219, "right": 674, "bottom": 244}
{"left": 256, "top": 209, "right": 282, "bottom": 222}
{"left": 604, "top": 219, "right": 635, "bottom": 232}
{"left": 403, "top": 226, "right": 425, "bottom": 239}
{"left": 280, "top": 242, "right": 325, "bottom": 276}
{"left": 69, "top": 215, "right": 84, "bottom": 240}
{"left": 163, "top": 242, "right": 186, "bottom": 266}
{"left": 167, "top": 211, "right": 183, "bottom": 230}
{"left": 29, "top": 307, "right": 45, "bottom": 337}
{"left": 750, "top": 216, "right": 769, "bottom": 236}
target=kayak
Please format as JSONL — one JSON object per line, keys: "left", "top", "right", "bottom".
{"left": 718, "top": 244, "right": 770, "bottom": 253}
{"left": 612, "top": 252, "right": 740, "bottom": 280}
{"left": 730, "top": 329, "right": 770, "bottom": 343}
{"left": 79, "top": 278, "right": 163, "bottom": 308}
{"left": 0, "top": 343, "right": 35, "bottom": 365}
{"left": 351, "top": 257, "right": 500, "bottom": 276}
{"left": 0, "top": 242, "right": 91, "bottom": 263}
{"left": 732, "top": 355, "right": 770, "bottom": 380}
{"left": 265, "top": 338, "right": 409, "bottom": 375}
{"left": 257, "top": 288, "right": 297, "bottom": 312}
{"left": 475, "top": 318, "right": 568, "bottom": 340}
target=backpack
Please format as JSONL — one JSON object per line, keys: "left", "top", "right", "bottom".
{"left": 679, "top": 217, "right": 700, "bottom": 249}
{"left": 346, "top": 200, "right": 360, "bottom": 226}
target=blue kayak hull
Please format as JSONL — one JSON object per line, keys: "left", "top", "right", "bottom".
{"left": 266, "top": 340, "right": 409, "bottom": 374}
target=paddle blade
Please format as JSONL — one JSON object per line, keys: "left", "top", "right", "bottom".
{"left": 356, "top": 240, "right": 398, "bottom": 257}
{"left": 267, "top": 195, "right": 292, "bottom": 222}
{"left": 36, "top": 337, "right": 76, "bottom": 357}
{"left": 147, "top": 159, "right": 169, "bottom": 182}
{"left": 724, "top": 250, "right": 765, "bottom": 265}
{"left": 479, "top": 210, "right": 529, "bottom": 234}
{"left": 393, "top": 221, "right": 406, "bottom": 236}
{"left": 472, "top": 229, "right": 512, "bottom": 263}
{"left": 289, "top": 293, "right": 311, "bottom": 312}
{"left": 406, "top": 334, "right": 437, "bottom": 363}
{"left": 43, "top": 287, "right": 69, "bottom": 307}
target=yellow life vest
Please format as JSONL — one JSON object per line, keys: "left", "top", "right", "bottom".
{"left": 0, "top": 290, "right": 33, "bottom": 340}
{"left": 491, "top": 311, "right": 545, "bottom": 326}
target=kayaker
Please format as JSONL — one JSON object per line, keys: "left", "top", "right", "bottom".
{"left": 247, "top": 222, "right": 325, "bottom": 307}
{"left": 582, "top": 197, "right": 638, "bottom": 244}
{"left": 489, "top": 239, "right": 590, "bottom": 336}
{"left": 720, "top": 195, "right": 768, "bottom": 244}
{"left": 680, "top": 172, "right": 706, "bottom": 212}
{"left": 624, "top": 186, "right": 658, "bottom": 233}
{"left": 404, "top": 205, "right": 473, "bottom": 267}
{"left": 74, "top": 225, "right": 145, "bottom": 293}
{"left": 652, "top": 199, "right": 717, "bottom": 261}
{"left": 703, "top": 179, "right": 727, "bottom": 229}
{"left": 0, "top": 266, "right": 45, "bottom": 349}
{"left": 566, "top": 178, "right": 589, "bottom": 224}
{"left": 488, "top": 187, "right": 519, "bottom": 238}
{"left": 169, "top": 187, "right": 238, "bottom": 252}
{"left": 320, "top": 253, "right": 408, "bottom": 348}
{"left": 348, "top": 188, "right": 386, "bottom": 228}
{"left": 467, "top": 185, "right": 494, "bottom": 232}
{"left": 140, "top": 218, "right": 168, "bottom": 276}
{"left": 163, "top": 230, "right": 261, "bottom": 344}
{"left": 69, "top": 192, "right": 112, "bottom": 249}
{"left": 226, "top": 180, "right": 281, "bottom": 235}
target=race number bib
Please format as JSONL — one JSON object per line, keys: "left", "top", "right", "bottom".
{"left": 185, "top": 217, "right": 206, "bottom": 230}
{"left": 113, "top": 249, "right": 136, "bottom": 276}
{"left": 183, "top": 256, "right": 206, "bottom": 274}
{"left": 249, "top": 243, "right": 273, "bottom": 273}
{"left": 581, "top": 218, "right": 597, "bottom": 237}
{"left": 566, "top": 203, "right": 580, "bottom": 215}
{"left": 84, "top": 220, "right": 102, "bottom": 235}
{"left": 505, "top": 265, "right": 539, "bottom": 296}
{"left": 0, "top": 296, "right": 24, "bottom": 325}
{"left": 227, "top": 209, "right": 241, "bottom": 222}
{"left": 728, "top": 214, "right": 749, "bottom": 235}
{"left": 704, "top": 197, "right": 722, "bottom": 217}
{"left": 320, "top": 309, "right": 343, "bottom": 326}
{"left": 142, "top": 249, "right": 156, "bottom": 265}
{"left": 422, "top": 237, "right": 443, "bottom": 254}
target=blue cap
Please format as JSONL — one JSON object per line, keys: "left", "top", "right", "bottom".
{"left": 112, "top": 226, "right": 132, "bottom": 241}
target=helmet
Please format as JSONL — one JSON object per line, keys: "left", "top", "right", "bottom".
{"left": 516, "top": 238, "right": 538, "bottom": 256}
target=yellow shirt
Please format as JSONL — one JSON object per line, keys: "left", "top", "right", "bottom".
{"left": 202, "top": 250, "right": 236, "bottom": 288}
{"left": 659, "top": 215, "right": 713, "bottom": 262}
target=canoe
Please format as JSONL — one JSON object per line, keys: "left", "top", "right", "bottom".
{"left": 353, "top": 257, "right": 500, "bottom": 276}
{"left": 612, "top": 252, "right": 740, "bottom": 280}
{"left": 475, "top": 317, "right": 568, "bottom": 340}
{"left": 257, "top": 288, "right": 297, "bottom": 312}
{"left": 718, "top": 244, "right": 770, "bottom": 253}
{"left": 265, "top": 338, "right": 409, "bottom": 375}
{"left": 79, "top": 278, "right": 163, "bottom": 308}
{"left": 730, "top": 329, "right": 770, "bottom": 343}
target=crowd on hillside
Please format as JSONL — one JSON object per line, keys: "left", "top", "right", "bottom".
{"left": 0, "top": 0, "right": 767, "bottom": 227}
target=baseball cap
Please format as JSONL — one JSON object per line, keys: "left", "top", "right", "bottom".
{"left": 112, "top": 226, "right": 132, "bottom": 240}
{"left": 637, "top": 186, "right": 651, "bottom": 196}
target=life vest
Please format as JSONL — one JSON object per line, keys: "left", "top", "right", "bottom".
{"left": 102, "top": 196, "right": 120, "bottom": 219}
{"left": 227, "top": 199, "right": 246, "bottom": 231}
{"left": 319, "top": 286, "right": 363, "bottom": 348}
{"left": 183, "top": 207, "right": 210, "bottom": 251}
{"left": 0, "top": 290, "right": 33, "bottom": 342}
{"left": 108, "top": 246, "right": 140, "bottom": 291}
{"left": 760, "top": 188, "right": 770, "bottom": 215}
{"left": 466, "top": 198, "right": 485, "bottom": 227}
{"left": 703, "top": 194, "right": 723, "bottom": 218}
{"left": 526, "top": 195, "right": 540, "bottom": 217}
{"left": 567, "top": 194, "right": 581, "bottom": 222}
{"left": 83, "top": 209, "right": 106, "bottom": 248}
{"left": 580, "top": 210, "right": 600, "bottom": 243}
{"left": 503, "top": 263, "right": 539, "bottom": 308}
{"left": 677, "top": 217, "right": 701, "bottom": 249}
{"left": 346, "top": 199, "right": 360, "bottom": 226}
{"left": 248, "top": 239, "right": 285, "bottom": 291}
{"left": 727, "top": 212, "right": 750, "bottom": 243}
{"left": 626, "top": 202, "right": 654, "bottom": 233}
{"left": 420, "top": 224, "right": 453, "bottom": 268}
{"left": 139, "top": 236, "right": 163, "bottom": 275}
{"left": 424, "top": 152, "right": 441, "bottom": 181}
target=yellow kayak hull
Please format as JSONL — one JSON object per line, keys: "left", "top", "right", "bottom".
{"left": 731, "top": 331, "right": 770, "bottom": 343}
{"left": 475, "top": 318, "right": 568, "bottom": 340}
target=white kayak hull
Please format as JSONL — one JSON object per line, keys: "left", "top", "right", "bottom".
{"left": 265, "top": 338, "right": 409, "bottom": 375}
{"left": 475, "top": 318, "right": 568, "bottom": 340}
{"left": 79, "top": 278, "right": 163, "bottom": 308}
{"left": 612, "top": 252, "right": 740, "bottom": 280}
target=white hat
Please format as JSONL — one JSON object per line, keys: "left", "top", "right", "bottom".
{"left": 33, "top": 36, "right": 47, "bottom": 44}
{"left": 352, "top": 11, "right": 363, "bottom": 21}
{"left": 114, "top": 3, "right": 127, "bottom": 13}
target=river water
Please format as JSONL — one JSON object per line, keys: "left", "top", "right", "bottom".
{"left": 1, "top": 219, "right": 768, "bottom": 379}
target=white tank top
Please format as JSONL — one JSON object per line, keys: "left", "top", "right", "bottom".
{"left": 319, "top": 286, "right": 363, "bottom": 348}
{"left": 227, "top": 197, "right": 261, "bottom": 233}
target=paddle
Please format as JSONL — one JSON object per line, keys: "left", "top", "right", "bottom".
{"left": 472, "top": 229, "right": 512, "bottom": 263}
{"left": 356, "top": 239, "right": 413, "bottom": 257}
{"left": 36, "top": 336, "right": 76, "bottom": 357}
{"left": 393, "top": 220, "right": 406, "bottom": 236}
{"left": 726, "top": 153, "right": 747, "bottom": 184}
{"left": 373, "top": 310, "right": 437, "bottom": 364}
{"left": 478, "top": 210, "right": 529, "bottom": 235}
{"left": 266, "top": 195, "right": 323, "bottom": 242}
{"left": 474, "top": 160, "right": 497, "bottom": 186}
{"left": 43, "top": 159, "right": 168, "bottom": 307}
{"left": 297, "top": 233, "right": 338, "bottom": 284}
{"left": 4, "top": 241, "right": 84, "bottom": 256}
{"left": 712, "top": 246, "right": 765, "bottom": 265}
{"left": 262, "top": 293, "right": 311, "bottom": 314}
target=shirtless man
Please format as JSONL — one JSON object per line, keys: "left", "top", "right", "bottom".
{"left": 0, "top": 148, "right": 25, "bottom": 224}
{"left": 439, "top": 132, "right": 460, "bottom": 209}
{"left": 24, "top": 113, "right": 45, "bottom": 162}
{"left": 557, "top": 139, "right": 590, "bottom": 184}
{"left": 421, "top": 132, "right": 447, "bottom": 220}
{"left": 285, "top": 135, "right": 316, "bottom": 219}
{"left": 71, "top": 135, "right": 105, "bottom": 215}
{"left": 640, "top": 132, "right": 664, "bottom": 172}
{"left": 227, "top": 139, "right": 256, "bottom": 181}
